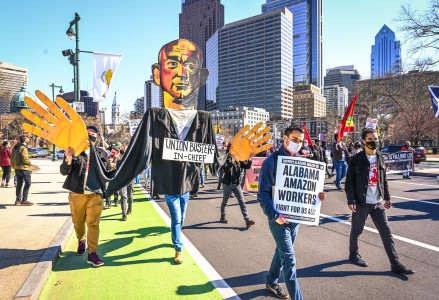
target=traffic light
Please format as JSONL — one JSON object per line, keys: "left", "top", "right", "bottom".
{"left": 378, "top": 128, "right": 381, "bottom": 135}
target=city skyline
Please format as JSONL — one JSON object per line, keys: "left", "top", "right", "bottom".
{"left": 0, "top": 0, "right": 429, "bottom": 121}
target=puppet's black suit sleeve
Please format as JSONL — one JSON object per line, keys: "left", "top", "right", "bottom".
{"left": 87, "top": 109, "right": 153, "bottom": 198}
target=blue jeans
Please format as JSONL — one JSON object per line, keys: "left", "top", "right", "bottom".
{"left": 333, "top": 160, "right": 347, "bottom": 187}
{"left": 200, "top": 168, "right": 205, "bottom": 185}
{"left": 164, "top": 193, "right": 189, "bottom": 251}
{"left": 267, "top": 220, "right": 302, "bottom": 300}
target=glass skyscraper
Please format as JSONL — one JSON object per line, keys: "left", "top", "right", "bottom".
{"left": 208, "top": 8, "right": 294, "bottom": 120}
{"left": 179, "top": 0, "right": 224, "bottom": 110}
{"left": 370, "top": 25, "right": 401, "bottom": 78}
{"left": 262, "top": 0, "right": 323, "bottom": 88}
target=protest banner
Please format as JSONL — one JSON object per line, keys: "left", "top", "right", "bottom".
{"left": 366, "top": 118, "right": 378, "bottom": 129}
{"left": 383, "top": 151, "right": 414, "bottom": 173}
{"left": 273, "top": 157, "right": 325, "bottom": 226}
{"left": 162, "top": 138, "right": 215, "bottom": 163}
{"left": 215, "top": 134, "right": 225, "bottom": 149}
{"left": 243, "top": 157, "right": 266, "bottom": 192}
{"left": 129, "top": 119, "right": 141, "bottom": 136}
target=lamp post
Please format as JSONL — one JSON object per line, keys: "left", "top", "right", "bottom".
{"left": 66, "top": 13, "right": 81, "bottom": 102}
{"left": 49, "top": 84, "right": 64, "bottom": 161}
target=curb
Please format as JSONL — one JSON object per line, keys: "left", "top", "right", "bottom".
{"left": 14, "top": 217, "right": 74, "bottom": 300}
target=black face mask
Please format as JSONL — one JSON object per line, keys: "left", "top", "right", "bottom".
{"left": 365, "top": 140, "right": 378, "bottom": 150}
{"left": 88, "top": 135, "right": 97, "bottom": 143}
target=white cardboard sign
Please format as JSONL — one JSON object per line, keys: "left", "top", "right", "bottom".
{"left": 162, "top": 138, "right": 215, "bottom": 163}
{"left": 366, "top": 118, "right": 378, "bottom": 129}
{"left": 273, "top": 156, "right": 326, "bottom": 226}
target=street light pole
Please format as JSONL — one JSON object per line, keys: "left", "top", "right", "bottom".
{"left": 49, "top": 83, "right": 64, "bottom": 161}
{"left": 66, "top": 13, "right": 81, "bottom": 102}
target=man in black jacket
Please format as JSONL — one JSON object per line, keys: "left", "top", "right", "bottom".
{"left": 345, "top": 128, "right": 414, "bottom": 275}
{"left": 60, "top": 126, "right": 111, "bottom": 267}
{"left": 220, "top": 152, "right": 255, "bottom": 229}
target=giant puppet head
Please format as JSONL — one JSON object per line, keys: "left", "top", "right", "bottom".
{"left": 152, "top": 39, "right": 209, "bottom": 110}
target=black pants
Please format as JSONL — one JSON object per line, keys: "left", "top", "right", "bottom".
{"left": 349, "top": 202, "right": 400, "bottom": 266}
{"left": 221, "top": 184, "right": 249, "bottom": 219}
{"left": 15, "top": 170, "right": 31, "bottom": 202}
{"left": 1, "top": 166, "right": 11, "bottom": 183}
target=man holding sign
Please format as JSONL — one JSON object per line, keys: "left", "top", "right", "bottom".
{"left": 258, "top": 125, "right": 326, "bottom": 299}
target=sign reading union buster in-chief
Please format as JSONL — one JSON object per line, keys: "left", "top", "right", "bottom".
{"left": 162, "top": 137, "right": 215, "bottom": 164}
{"left": 273, "top": 157, "right": 326, "bottom": 226}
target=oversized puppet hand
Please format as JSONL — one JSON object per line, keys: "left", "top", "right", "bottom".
{"left": 229, "top": 122, "right": 272, "bottom": 161}
{"left": 21, "top": 90, "right": 89, "bottom": 156}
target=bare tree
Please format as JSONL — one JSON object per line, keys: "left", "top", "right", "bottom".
{"left": 355, "top": 69, "right": 439, "bottom": 144}
{"left": 398, "top": 0, "right": 439, "bottom": 66}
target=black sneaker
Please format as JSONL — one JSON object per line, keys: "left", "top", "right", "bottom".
{"left": 245, "top": 219, "right": 255, "bottom": 229}
{"left": 77, "top": 240, "right": 86, "bottom": 256}
{"left": 391, "top": 264, "right": 415, "bottom": 275}
{"left": 349, "top": 254, "right": 368, "bottom": 267}
{"left": 266, "top": 283, "right": 288, "bottom": 299}
{"left": 122, "top": 215, "right": 127, "bottom": 221}
{"left": 219, "top": 213, "right": 228, "bottom": 224}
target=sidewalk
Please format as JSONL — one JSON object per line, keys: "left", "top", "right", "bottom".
{"left": 39, "top": 186, "right": 222, "bottom": 299}
{"left": 0, "top": 158, "right": 71, "bottom": 300}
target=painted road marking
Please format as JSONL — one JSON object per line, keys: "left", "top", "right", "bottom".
{"left": 139, "top": 186, "right": 240, "bottom": 300}
{"left": 243, "top": 191, "right": 439, "bottom": 253}
{"left": 388, "top": 180, "right": 438, "bottom": 188}
{"left": 320, "top": 213, "right": 439, "bottom": 253}
{"left": 323, "top": 184, "right": 439, "bottom": 206}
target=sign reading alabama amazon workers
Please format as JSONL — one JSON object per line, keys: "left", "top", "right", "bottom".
{"left": 273, "top": 157, "right": 325, "bottom": 226}
{"left": 162, "top": 138, "right": 215, "bottom": 164}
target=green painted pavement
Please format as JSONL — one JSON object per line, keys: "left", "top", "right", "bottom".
{"left": 40, "top": 186, "right": 222, "bottom": 300}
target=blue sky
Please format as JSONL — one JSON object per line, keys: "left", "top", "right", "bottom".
{"left": 0, "top": 0, "right": 429, "bottom": 120}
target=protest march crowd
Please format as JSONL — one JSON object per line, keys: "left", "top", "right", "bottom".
{"left": 1, "top": 38, "right": 420, "bottom": 299}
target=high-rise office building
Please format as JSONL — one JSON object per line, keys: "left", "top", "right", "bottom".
{"left": 0, "top": 62, "right": 28, "bottom": 115}
{"left": 210, "top": 8, "right": 294, "bottom": 120}
{"left": 293, "top": 84, "right": 326, "bottom": 118}
{"left": 323, "top": 85, "right": 348, "bottom": 116}
{"left": 262, "top": 0, "right": 323, "bottom": 88}
{"left": 62, "top": 90, "right": 99, "bottom": 117}
{"left": 371, "top": 25, "right": 401, "bottom": 78}
{"left": 324, "top": 65, "right": 361, "bottom": 101}
{"left": 144, "top": 80, "right": 162, "bottom": 111}
{"left": 179, "top": 0, "right": 225, "bottom": 110}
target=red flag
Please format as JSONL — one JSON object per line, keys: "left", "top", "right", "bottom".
{"left": 302, "top": 125, "right": 313, "bottom": 146}
{"left": 337, "top": 93, "right": 357, "bottom": 142}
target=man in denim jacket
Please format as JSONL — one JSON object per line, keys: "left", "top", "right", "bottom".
{"left": 258, "top": 125, "right": 326, "bottom": 299}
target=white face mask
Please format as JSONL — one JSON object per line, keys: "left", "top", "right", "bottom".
{"left": 286, "top": 137, "right": 302, "bottom": 154}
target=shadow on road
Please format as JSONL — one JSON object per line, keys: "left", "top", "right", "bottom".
{"left": 390, "top": 199, "right": 439, "bottom": 221}
{"left": 184, "top": 221, "right": 248, "bottom": 231}
{"left": 298, "top": 260, "right": 408, "bottom": 280}
{"left": 54, "top": 226, "right": 173, "bottom": 271}
{"left": 28, "top": 213, "right": 71, "bottom": 217}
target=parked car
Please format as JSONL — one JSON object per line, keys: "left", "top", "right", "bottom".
{"left": 36, "top": 147, "right": 50, "bottom": 158}
{"left": 380, "top": 145, "right": 426, "bottom": 164}
{"left": 28, "top": 148, "right": 38, "bottom": 158}
{"left": 56, "top": 150, "right": 65, "bottom": 160}
{"left": 412, "top": 145, "right": 427, "bottom": 164}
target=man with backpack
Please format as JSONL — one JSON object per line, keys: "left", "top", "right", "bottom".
{"left": 10, "top": 136, "right": 34, "bottom": 206}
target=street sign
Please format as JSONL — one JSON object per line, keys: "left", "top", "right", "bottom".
{"left": 72, "top": 102, "right": 85, "bottom": 113}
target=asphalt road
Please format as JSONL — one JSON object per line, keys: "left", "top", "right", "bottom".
{"left": 156, "top": 172, "right": 439, "bottom": 300}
